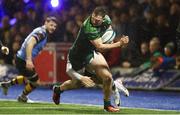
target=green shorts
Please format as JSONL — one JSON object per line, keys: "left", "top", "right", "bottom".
{"left": 68, "top": 50, "right": 94, "bottom": 71}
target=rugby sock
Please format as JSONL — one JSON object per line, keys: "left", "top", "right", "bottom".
{"left": 22, "top": 83, "right": 36, "bottom": 96}
{"left": 104, "top": 99, "right": 111, "bottom": 107}
{"left": 11, "top": 75, "right": 26, "bottom": 85}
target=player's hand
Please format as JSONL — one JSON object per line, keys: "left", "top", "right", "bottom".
{"left": 80, "top": 76, "right": 95, "bottom": 88}
{"left": 26, "top": 59, "right": 34, "bottom": 71}
{"left": 119, "top": 36, "right": 129, "bottom": 46}
{"left": 1, "top": 46, "right": 9, "bottom": 55}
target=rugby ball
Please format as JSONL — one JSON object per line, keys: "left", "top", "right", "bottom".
{"left": 101, "top": 29, "right": 116, "bottom": 44}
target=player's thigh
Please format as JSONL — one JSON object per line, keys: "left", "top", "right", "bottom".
{"left": 88, "top": 52, "right": 112, "bottom": 80}
{"left": 89, "top": 52, "right": 109, "bottom": 69}
{"left": 85, "top": 65, "right": 102, "bottom": 84}
{"left": 15, "top": 56, "right": 38, "bottom": 82}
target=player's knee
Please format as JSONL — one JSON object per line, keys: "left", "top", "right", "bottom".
{"left": 71, "top": 79, "right": 78, "bottom": 84}
{"left": 28, "top": 75, "right": 39, "bottom": 87}
{"left": 29, "top": 75, "right": 39, "bottom": 82}
{"left": 29, "top": 82, "right": 37, "bottom": 89}
{"left": 103, "top": 73, "right": 113, "bottom": 84}
{"left": 71, "top": 79, "right": 82, "bottom": 88}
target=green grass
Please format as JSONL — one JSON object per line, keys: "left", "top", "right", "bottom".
{"left": 0, "top": 101, "right": 179, "bottom": 114}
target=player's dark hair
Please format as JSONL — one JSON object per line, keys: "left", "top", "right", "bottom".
{"left": 46, "top": 16, "right": 58, "bottom": 23}
{"left": 93, "top": 6, "right": 108, "bottom": 17}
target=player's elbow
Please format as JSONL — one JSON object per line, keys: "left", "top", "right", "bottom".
{"left": 96, "top": 47, "right": 105, "bottom": 52}
{"left": 95, "top": 44, "right": 106, "bottom": 52}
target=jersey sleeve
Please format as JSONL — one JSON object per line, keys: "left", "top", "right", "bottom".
{"left": 85, "top": 30, "right": 101, "bottom": 40}
{"left": 32, "top": 30, "right": 46, "bottom": 42}
{"left": 103, "top": 15, "right": 112, "bottom": 27}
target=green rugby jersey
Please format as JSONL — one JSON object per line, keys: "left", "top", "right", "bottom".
{"left": 69, "top": 15, "right": 111, "bottom": 70}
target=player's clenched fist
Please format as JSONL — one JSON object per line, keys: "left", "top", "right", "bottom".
{"left": 120, "top": 36, "right": 129, "bottom": 44}
{"left": 117, "top": 36, "right": 129, "bottom": 47}
{"left": 1, "top": 46, "right": 9, "bottom": 55}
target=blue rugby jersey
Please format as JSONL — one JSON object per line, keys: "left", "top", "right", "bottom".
{"left": 17, "top": 26, "right": 48, "bottom": 60}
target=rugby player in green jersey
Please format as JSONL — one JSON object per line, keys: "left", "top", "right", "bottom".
{"left": 52, "top": 7, "right": 129, "bottom": 112}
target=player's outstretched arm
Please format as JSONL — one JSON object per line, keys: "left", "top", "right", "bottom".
{"left": 66, "top": 63, "right": 95, "bottom": 87}
{"left": 90, "top": 36, "right": 129, "bottom": 52}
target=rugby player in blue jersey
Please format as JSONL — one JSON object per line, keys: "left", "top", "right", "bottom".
{"left": 0, "top": 16, "right": 57, "bottom": 102}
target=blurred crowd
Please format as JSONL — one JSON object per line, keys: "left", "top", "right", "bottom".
{"left": 0, "top": 0, "right": 179, "bottom": 70}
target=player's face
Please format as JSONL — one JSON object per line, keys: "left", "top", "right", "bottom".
{"left": 141, "top": 43, "right": 148, "bottom": 55}
{"left": 164, "top": 47, "right": 171, "bottom": 56}
{"left": 46, "top": 21, "right": 57, "bottom": 34}
{"left": 91, "top": 13, "right": 103, "bottom": 26}
{"left": 149, "top": 41, "right": 158, "bottom": 53}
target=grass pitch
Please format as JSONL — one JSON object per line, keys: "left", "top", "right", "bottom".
{"left": 0, "top": 100, "right": 179, "bottom": 114}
